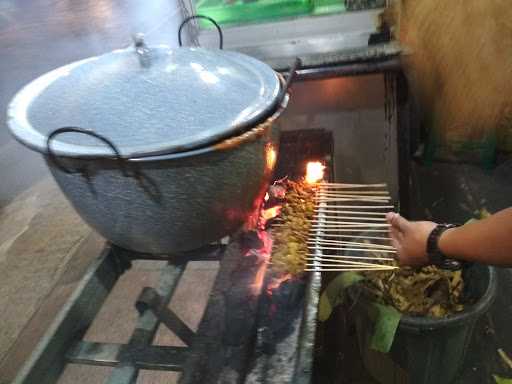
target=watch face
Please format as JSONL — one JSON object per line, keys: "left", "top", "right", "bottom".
{"left": 440, "top": 259, "right": 463, "bottom": 271}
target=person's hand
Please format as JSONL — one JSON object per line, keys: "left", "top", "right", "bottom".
{"left": 386, "top": 212, "right": 437, "bottom": 266}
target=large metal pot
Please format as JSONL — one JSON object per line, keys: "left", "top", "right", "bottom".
{"left": 44, "top": 103, "right": 285, "bottom": 254}
{"left": 7, "top": 31, "right": 297, "bottom": 254}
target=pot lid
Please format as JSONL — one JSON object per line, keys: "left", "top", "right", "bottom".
{"left": 7, "top": 41, "right": 281, "bottom": 158}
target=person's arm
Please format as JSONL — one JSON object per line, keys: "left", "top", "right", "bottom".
{"left": 386, "top": 208, "right": 512, "bottom": 267}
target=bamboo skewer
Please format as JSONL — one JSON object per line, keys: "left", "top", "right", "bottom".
{"left": 317, "top": 183, "right": 387, "bottom": 188}
{"left": 312, "top": 216, "right": 387, "bottom": 222}
{"left": 318, "top": 196, "right": 391, "bottom": 201}
{"left": 318, "top": 190, "right": 390, "bottom": 195}
{"left": 316, "top": 192, "right": 390, "bottom": 198}
{"left": 308, "top": 245, "right": 396, "bottom": 253}
{"left": 316, "top": 198, "right": 391, "bottom": 203}
{"left": 312, "top": 225, "right": 390, "bottom": 230}
{"left": 306, "top": 253, "right": 394, "bottom": 261}
{"left": 318, "top": 196, "right": 390, "bottom": 201}
{"left": 308, "top": 239, "right": 395, "bottom": 249}
{"left": 314, "top": 211, "right": 388, "bottom": 216}
{"left": 306, "top": 261, "right": 394, "bottom": 267}
{"left": 312, "top": 221, "right": 390, "bottom": 227}
{"left": 314, "top": 205, "right": 395, "bottom": 210}
{"left": 305, "top": 268, "right": 397, "bottom": 272}
{"left": 311, "top": 228, "right": 390, "bottom": 232}
{"left": 305, "top": 264, "right": 394, "bottom": 270}
{"left": 305, "top": 257, "right": 390, "bottom": 267}
{"left": 308, "top": 244, "right": 394, "bottom": 252}
{"left": 317, "top": 194, "right": 390, "bottom": 199}
{"left": 305, "top": 261, "right": 395, "bottom": 267}
{"left": 311, "top": 223, "right": 389, "bottom": 230}
{"left": 309, "top": 244, "right": 394, "bottom": 252}
{"left": 306, "top": 257, "right": 394, "bottom": 263}
{"left": 313, "top": 234, "right": 391, "bottom": 241}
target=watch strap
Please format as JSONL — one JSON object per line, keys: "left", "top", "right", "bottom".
{"left": 426, "top": 224, "right": 462, "bottom": 270}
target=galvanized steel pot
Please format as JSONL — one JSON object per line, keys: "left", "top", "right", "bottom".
{"left": 7, "top": 29, "right": 299, "bottom": 254}
{"left": 43, "top": 101, "right": 286, "bottom": 254}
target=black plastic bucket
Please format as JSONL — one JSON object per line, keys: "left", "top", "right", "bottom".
{"left": 352, "top": 264, "right": 497, "bottom": 384}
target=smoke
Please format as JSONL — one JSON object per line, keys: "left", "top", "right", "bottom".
{"left": 393, "top": 0, "right": 512, "bottom": 140}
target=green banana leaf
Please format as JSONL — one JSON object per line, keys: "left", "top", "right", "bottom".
{"left": 493, "top": 375, "right": 512, "bottom": 384}
{"left": 318, "top": 272, "right": 364, "bottom": 321}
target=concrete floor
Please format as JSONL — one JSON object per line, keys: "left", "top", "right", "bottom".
{"left": 0, "top": 178, "right": 90, "bottom": 369}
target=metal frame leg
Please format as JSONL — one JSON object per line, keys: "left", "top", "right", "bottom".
{"left": 13, "top": 246, "right": 119, "bottom": 384}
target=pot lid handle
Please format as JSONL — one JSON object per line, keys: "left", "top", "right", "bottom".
{"left": 132, "top": 33, "right": 151, "bottom": 67}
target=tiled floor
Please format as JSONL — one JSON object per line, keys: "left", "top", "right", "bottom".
{"left": 0, "top": 178, "right": 90, "bottom": 368}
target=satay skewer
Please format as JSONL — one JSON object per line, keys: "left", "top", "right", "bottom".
{"left": 314, "top": 205, "right": 395, "bottom": 210}
{"left": 308, "top": 239, "right": 394, "bottom": 249}
{"left": 313, "top": 234, "right": 391, "bottom": 241}
{"left": 317, "top": 183, "right": 387, "bottom": 188}
{"left": 310, "top": 228, "right": 390, "bottom": 232}
{"left": 312, "top": 216, "right": 387, "bottom": 222}
{"left": 312, "top": 222, "right": 391, "bottom": 227}
{"left": 307, "top": 245, "right": 396, "bottom": 253}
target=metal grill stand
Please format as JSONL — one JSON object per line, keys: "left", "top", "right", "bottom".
{"left": 13, "top": 129, "right": 332, "bottom": 384}
{"left": 13, "top": 237, "right": 320, "bottom": 384}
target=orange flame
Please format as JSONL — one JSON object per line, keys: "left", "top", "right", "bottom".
{"left": 305, "top": 161, "right": 325, "bottom": 184}
{"left": 265, "top": 144, "right": 277, "bottom": 171}
{"left": 249, "top": 231, "right": 273, "bottom": 295}
{"left": 261, "top": 206, "right": 282, "bottom": 221}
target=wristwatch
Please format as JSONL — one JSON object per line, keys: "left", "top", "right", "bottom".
{"left": 426, "top": 224, "right": 463, "bottom": 270}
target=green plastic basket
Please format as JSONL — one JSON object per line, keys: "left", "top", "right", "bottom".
{"left": 312, "top": 0, "right": 346, "bottom": 16}
{"left": 196, "top": 0, "right": 313, "bottom": 26}
{"left": 424, "top": 113, "right": 497, "bottom": 169}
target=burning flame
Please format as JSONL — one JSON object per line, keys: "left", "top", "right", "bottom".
{"left": 305, "top": 161, "right": 325, "bottom": 184}
{"left": 265, "top": 144, "right": 277, "bottom": 171}
{"left": 261, "top": 206, "right": 282, "bottom": 221}
{"left": 248, "top": 230, "right": 273, "bottom": 295}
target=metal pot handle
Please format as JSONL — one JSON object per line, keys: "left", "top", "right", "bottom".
{"left": 46, "top": 127, "right": 128, "bottom": 176}
{"left": 47, "top": 127, "right": 162, "bottom": 201}
{"left": 281, "top": 58, "right": 302, "bottom": 99}
{"left": 178, "top": 15, "right": 223, "bottom": 50}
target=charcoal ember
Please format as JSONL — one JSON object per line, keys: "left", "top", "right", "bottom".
{"left": 260, "top": 278, "right": 306, "bottom": 354}
{"left": 268, "top": 184, "right": 287, "bottom": 200}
